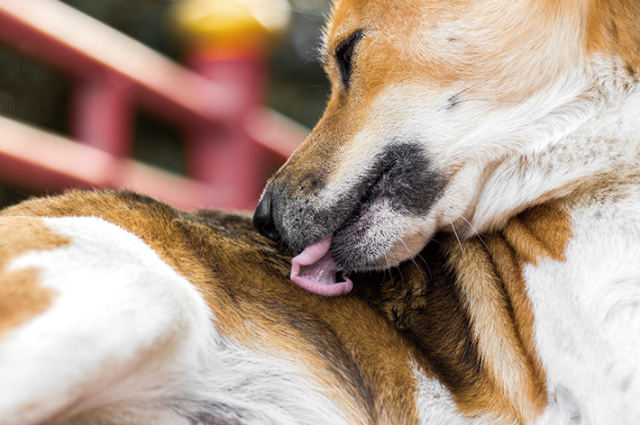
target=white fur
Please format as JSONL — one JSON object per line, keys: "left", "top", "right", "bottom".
{"left": 0, "top": 217, "right": 350, "bottom": 425}
{"left": 413, "top": 365, "right": 497, "bottom": 425}
{"left": 0, "top": 216, "right": 214, "bottom": 424}
{"left": 528, "top": 189, "right": 640, "bottom": 424}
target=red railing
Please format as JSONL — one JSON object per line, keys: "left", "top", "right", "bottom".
{"left": 0, "top": 0, "right": 307, "bottom": 210}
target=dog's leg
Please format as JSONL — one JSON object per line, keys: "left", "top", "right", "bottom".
{"left": 0, "top": 216, "right": 213, "bottom": 425}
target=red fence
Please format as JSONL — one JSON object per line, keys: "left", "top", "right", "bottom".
{"left": 0, "top": 0, "right": 307, "bottom": 210}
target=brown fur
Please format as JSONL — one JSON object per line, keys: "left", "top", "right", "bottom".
{"left": 354, "top": 203, "right": 572, "bottom": 422}
{"left": 0, "top": 217, "right": 68, "bottom": 339}
{"left": 586, "top": 0, "right": 640, "bottom": 76}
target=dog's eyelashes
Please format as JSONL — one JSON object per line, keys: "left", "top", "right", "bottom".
{"left": 336, "top": 30, "right": 363, "bottom": 89}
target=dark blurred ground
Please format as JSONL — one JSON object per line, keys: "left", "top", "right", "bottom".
{"left": 0, "top": 0, "right": 331, "bottom": 208}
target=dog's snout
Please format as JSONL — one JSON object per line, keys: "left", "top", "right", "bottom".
{"left": 253, "top": 190, "right": 281, "bottom": 242}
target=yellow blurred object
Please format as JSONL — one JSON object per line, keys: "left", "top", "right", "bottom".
{"left": 172, "top": 0, "right": 291, "bottom": 51}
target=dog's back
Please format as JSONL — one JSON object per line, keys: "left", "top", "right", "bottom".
{"left": 0, "top": 191, "right": 435, "bottom": 425}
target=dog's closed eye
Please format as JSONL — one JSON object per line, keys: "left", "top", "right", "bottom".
{"left": 336, "top": 30, "right": 363, "bottom": 89}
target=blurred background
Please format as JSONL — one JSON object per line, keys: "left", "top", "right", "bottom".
{"left": 0, "top": 0, "right": 332, "bottom": 210}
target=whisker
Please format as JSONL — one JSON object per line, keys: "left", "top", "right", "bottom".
{"left": 383, "top": 249, "right": 390, "bottom": 268}
{"left": 449, "top": 79, "right": 493, "bottom": 101}
{"left": 426, "top": 236, "right": 443, "bottom": 245}
{"left": 448, "top": 78, "right": 544, "bottom": 108}
{"left": 383, "top": 250, "right": 393, "bottom": 281}
{"left": 459, "top": 216, "right": 489, "bottom": 251}
{"left": 452, "top": 97, "right": 529, "bottom": 106}
{"left": 415, "top": 254, "right": 433, "bottom": 282}
{"left": 397, "top": 266, "right": 406, "bottom": 287}
{"left": 398, "top": 237, "right": 429, "bottom": 282}
{"left": 415, "top": 252, "right": 433, "bottom": 281}
{"left": 451, "top": 222, "right": 465, "bottom": 259}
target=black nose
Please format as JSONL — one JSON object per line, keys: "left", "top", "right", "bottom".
{"left": 253, "top": 190, "right": 281, "bottom": 242}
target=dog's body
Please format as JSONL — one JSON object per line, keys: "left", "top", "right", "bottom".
{"left": 3, "top": 188, "right": 639, "bottom": 425}
{"left": 0, "top": 190, "right": 428, "bottom": 425}
{"left": 4, "top": 189, "right": 629, "bottom": 425}
{"left": 0, "top": 190, "right": 569, "bottom": 425}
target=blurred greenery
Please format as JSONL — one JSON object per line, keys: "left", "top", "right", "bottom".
{"left": 0, "top": 0, "right": 332, "bottom": 208}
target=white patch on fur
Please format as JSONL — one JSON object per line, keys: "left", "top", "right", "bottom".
{"left": 469, "top": 73, "right": 640, "bottom": 235}
{"left": 0, "top": 217, "right": 349, "bottom": 425}
{"left": 413, "top": 365, "right": 497, "bottom": 425}
{"left": 526, "top": 190, "right": 640, "bottom": 424}
{"left": 0, "top": 216, "right": 215, "bottom": 425}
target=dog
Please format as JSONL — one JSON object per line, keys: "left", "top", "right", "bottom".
{"left": 2, "top": 1, "right": 640, "bottom": 424}
{"left": 0, "top": 189, "right": 560, "bottom": 425}
{"left": 253, "top": 0, "right": 640, "bottom": 423}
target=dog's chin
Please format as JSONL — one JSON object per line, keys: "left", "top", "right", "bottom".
{"left": 328, "top": 200, "right": 429, "bottom": 273}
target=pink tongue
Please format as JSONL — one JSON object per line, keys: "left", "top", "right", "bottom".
{"left": 290, "top": 235, "right": 353, "bottom": 296}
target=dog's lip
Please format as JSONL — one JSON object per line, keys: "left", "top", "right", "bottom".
{"left": 290, "top": 166, "right": 391, "bottom": 281}
{"left": 290, "top": 235, "right": 353, "bottom": 296}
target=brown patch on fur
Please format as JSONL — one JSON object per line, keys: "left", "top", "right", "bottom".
{"left": 357, "top": 203, "right": 572, "bottom": 423}
{"left": 485, "top": 235, "right": 548, "bottom": 412}
{"left": 455, "top": 203, "right": 571, "bottom": 420}
{"left": 447, "top": 237, "right": 544, "bottom": 423}
{"left": 326, "top": 0, "right": 472, "bottom": 96}
{"left": 586, "top": 0, "right": 640, "bottom": 78}
{"left": 503, "top": 204, "right": 574, "bottom": 264}
{"left": 0, "top": 217, "right": 68, "bottom": 338}
{"left": 1, "top": 190, "right": 424, "bottom": 424}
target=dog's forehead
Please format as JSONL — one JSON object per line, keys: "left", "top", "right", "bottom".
{"left": 324, "top": 0, "right": 576, "bottom": 51}
{"left": 319, "top": 0, "right": 478, "bottom": 97}
{"left": 323, "top": 0, "right": 476, "bottom": 61}
{"left": 326, "top": 0, "right": 428, "bottom": 46}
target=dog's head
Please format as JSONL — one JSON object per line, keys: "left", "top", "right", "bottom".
{"left": 254, "top": 0, "right": 637, "bottom": 293}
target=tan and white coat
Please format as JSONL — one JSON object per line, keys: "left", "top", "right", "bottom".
{"left": 1, "top": 0, "right": 640, "bottom": 423}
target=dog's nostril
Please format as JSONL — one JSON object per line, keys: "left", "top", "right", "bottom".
{"left": 253, "top": 190, "right": 281, "bottom": 242}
